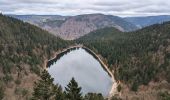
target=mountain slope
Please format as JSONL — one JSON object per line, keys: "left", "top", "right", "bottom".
{"left": 10, "top": 14, "right": 138, "bottom": 40}
{"left": 0, "top": 14, "right": 70, "bottom": 100}
{"left": 77, "top": 22, "right": 170, "bottom": 99}
{"left": 8, "top": 15, "right": 67, "bottom": 25}
{"left": 124, "top": 15, "right": 170, "bottom": 28}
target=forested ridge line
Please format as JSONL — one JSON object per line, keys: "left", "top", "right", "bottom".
{"left": 76, "top": 22, "right": 170, "bottom": 92}
{"left": 0, "top": 14, "right": 71, "bottom": 99}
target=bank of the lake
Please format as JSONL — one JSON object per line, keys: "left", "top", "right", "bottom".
{"left": 45, "top": 45, "right": 118, "bottom": 98}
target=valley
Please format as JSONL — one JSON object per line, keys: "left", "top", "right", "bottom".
{"left": 0, "top": 13, "right": 170, "bottom": 100}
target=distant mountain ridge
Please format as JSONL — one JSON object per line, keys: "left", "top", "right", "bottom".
{"left": 124, "top": 15, "right": 170, "bottom": 28}
{"left": 7, "top": 14, "right": 68, "bottom": 25}
{"left": 9, "top": 14, "right": 170, "bottom": 40}
{"left": 9, "top": 14, "right": 138, "bottom": 40}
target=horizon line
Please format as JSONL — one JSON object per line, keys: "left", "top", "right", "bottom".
{"left": 3, "top": 13, "right": 170, "bottom": 18}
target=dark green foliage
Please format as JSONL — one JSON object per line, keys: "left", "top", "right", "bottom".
{"left": 31, "top": 71, "right": 105, "bottom": 100}
{"left": 54, "top": 86, "right": 65, "bottom": 100}
{"left": 131, "top": 82, "right": 138, "bottom": 92}
{"left": 32, "top": 70, "right": 63, "bottom": 100}
{"left": 15, "top": 79, "right": 21, "bottom": 85}
{"left": 65, "top": 78, "right": 83, "bottom": 100}
{"left": 3, "top": 74, "right": 13, "bottom": 83}
{"left": 0, "top": 14, "right": 71, "bottom": 98}
{"left": 30, "top": 65, "right": 41, "bottom": 75}
{"left": 117, "top": 84, "right": 121, "bottom": 92}
{"left": 77, "top": 22, "right": 170, "bottom": 90}
{"left": 84, "top": 93, "right": 104, "bottom": 100}
{"left": 0, "top": 14, "right": 70, "bottom": 75}
{"left": 15, "top": 87, "right": 28, "bottom": 97}
{"left": 111, "top": 96, "right": 122, "bottom": 100}
{"left": 159, "top": 91, "right": 170, "bottom": 100}
{"left": 0, "top": 86, "right": 4, "bottom": 100}
{"left": 21, "top": 89, "right": 28, "bottom": 97}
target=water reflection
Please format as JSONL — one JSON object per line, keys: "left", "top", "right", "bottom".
{"left": 47, "top": 48, "right": 113, "bottom": 96}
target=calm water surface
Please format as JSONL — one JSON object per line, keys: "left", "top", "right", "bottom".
{"left": 47, "top": 48, "right": 113, "bottom": 96}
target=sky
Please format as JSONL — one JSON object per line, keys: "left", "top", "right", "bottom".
{"left": 0, "top": 0, "right": 169, "bottom": 17}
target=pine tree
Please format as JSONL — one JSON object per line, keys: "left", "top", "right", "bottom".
{"left": 0, "top": 86, "right": 4, "bottom": 100}
{"left": 65, "top": 78, "right": 83, "bottom": 100}
{"left": 31, "top": 70, "right": 63, "bottom": 100}
{"left": 54, "top": 85, "right": 65, "bottom": 100}
{"left": 84, "top": 93, "right": 104, "bottom": 100}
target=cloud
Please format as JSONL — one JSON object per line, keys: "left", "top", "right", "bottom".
{"left": 0, "top": 0, "right": 170, "bottom": 17}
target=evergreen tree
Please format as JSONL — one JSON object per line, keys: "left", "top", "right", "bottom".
{"left": 0, "top": 86, "right": 4, "bottom": 100}
{"left": 31, "top": 70, "right": 63, "bottom": 100}
{"left": 84, "top": 93, "right": 104, "bottom": 100}
{"left": 65, "top": 78, "right": 83, "bottom": 100}
{"left": 54, "top": 85, "right": 65, "bottom": 100}
{"left": 111, "top": 96, "right": 122, "bottom": 100}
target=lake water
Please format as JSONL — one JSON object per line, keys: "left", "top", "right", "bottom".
{"left": 47, "top": 48, "right": 113, "bottom": 96}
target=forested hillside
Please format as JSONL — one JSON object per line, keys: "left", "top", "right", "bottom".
{"left": 0, "top": 14, "right": 70, "bottom": 99}
{"left": 77, "top": 22, "right": 170, "bottom": 98}
{"left": 1, "top": 13, "right": 170, "bottom": 100}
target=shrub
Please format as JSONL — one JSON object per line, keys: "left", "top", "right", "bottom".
{"left": 131, "top": 82, "right": 138, "bottom": 92}
{"left": 15, "top": 79, "right": 21, "bottom": 85}
{"left": 30, "top": 65, "right": 40, "bottom": 75}
{"left": 117, "top": 84, "right": 122, "bottom": 92}
{"left": 0, "top": 86, "right": 4, "bottom": 100}
{"left": 3, "top": 74, "right": 13, "bottom": 83}
{"left": 159, "top": 91, "right": 170, "bottom": 100}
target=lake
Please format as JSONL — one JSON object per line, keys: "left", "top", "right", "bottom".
{"left": 47, "top": 48, "right": 113, "bottom": 96}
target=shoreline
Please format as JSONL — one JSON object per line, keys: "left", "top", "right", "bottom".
{"left": 44, "top": 44, "right": 118, "bottom": 98}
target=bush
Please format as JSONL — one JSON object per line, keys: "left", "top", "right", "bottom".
{"left": 111, "top": 96, "right": 122, "bottom": 100}
{"left": 15, "top": 79, "right": 21, "bottom": 85}
{"left": 15, "top": 87, "right": 28, "bottom": 97}
{"left": 30, "top": 65, "right": 40, "bottom": 75}
{"left": 3, "top": 74, "right": 13, "bottom": 83}
{"left": 159, "top": 91, "right": 170, "bottom": 100}
{"left": 84, "top": 93, "right": 104, "bottom": 100}
{"left": 21, "top": 89, "right": 28, "bottom": 97}
{"left": 117, "top": 84, "right": 122, "bottom": 92}
{"left": 0, "top": 86, "right": 4, "bottom": 100}
{"left": 131, "top": 82, "right": 138, "bottom": 92}
{"left": 15, "top": 87, "right": 21, "bottom": 95}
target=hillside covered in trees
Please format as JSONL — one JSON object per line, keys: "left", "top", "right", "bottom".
{"left": 77, "top": 22, "right": 170, "bottom": 99}
{"left": 0, "top": 14, "right": 71, "bottom": 99}
{"left": 1, "top": 13, "right": 170, "bottom": 100}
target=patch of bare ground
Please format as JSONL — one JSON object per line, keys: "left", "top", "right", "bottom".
{"left": 3, "top": 64, "right": 39, "bottom": 100}
{"left": 118, "top": 80, "right": 170, "bottom": 100}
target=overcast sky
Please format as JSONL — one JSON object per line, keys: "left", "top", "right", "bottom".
{"left": 0, "top": 0, "right": 169, "bottom": 17}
